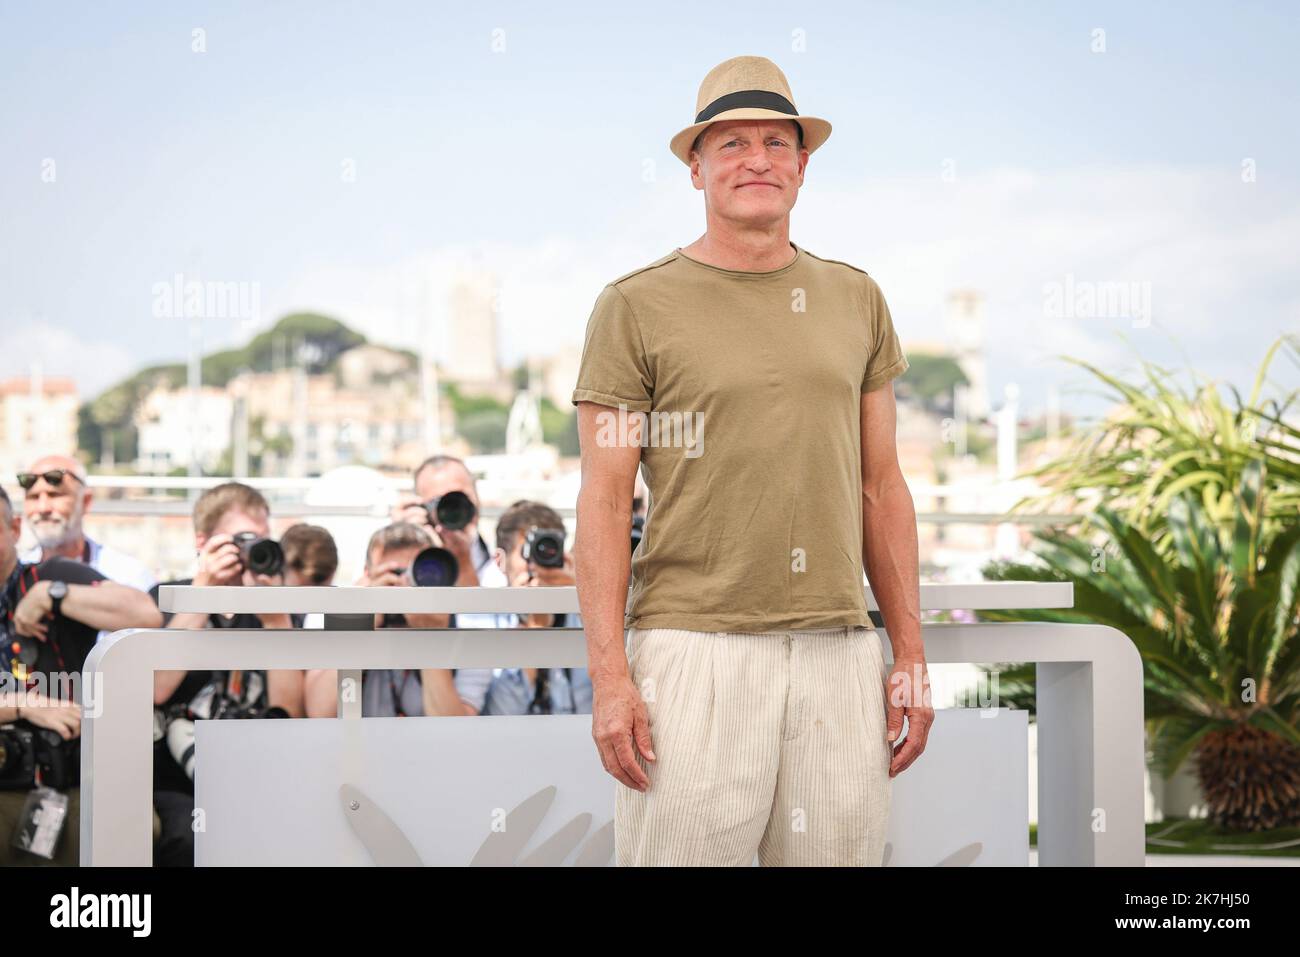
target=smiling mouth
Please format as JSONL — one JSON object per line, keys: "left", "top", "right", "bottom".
{"left": 738, "top": 183, "right": 779, "bottom": 189}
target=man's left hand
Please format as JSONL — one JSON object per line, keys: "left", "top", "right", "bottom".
{"left": 13, "top": 581, "right": 53, "bottom": 640}
{"left": 883, "top": 656, "right": 935, "bottom": 778}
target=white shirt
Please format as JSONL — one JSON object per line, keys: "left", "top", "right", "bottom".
{"left": 21, "top": 535, "right": 157, "bottom": 593}
{"left": 456, "top": 531, "right": 508, "bottom": 628}
{"left": 472, "top": 532, "right": 507, "bottom": 588}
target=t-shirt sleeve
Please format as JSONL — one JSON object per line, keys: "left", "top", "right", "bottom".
{"left": 861, "top": 277, "right": 910, "bottom": 394}
{"left": 571, "top": 283, "right": 654, "bottom": 413}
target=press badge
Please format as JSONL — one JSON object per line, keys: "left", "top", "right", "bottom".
{"left": 12, "top": 786, "right": 68, "bottom": 859}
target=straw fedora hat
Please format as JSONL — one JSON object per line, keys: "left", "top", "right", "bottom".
{"left": 669, "top": 55, "right": 831, "bottom": 167}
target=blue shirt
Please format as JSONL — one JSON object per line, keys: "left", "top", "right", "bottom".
{"left": 454, "top": 612, "right": 591, "bottom": 715}
{"left": 480, "top": 662, "right": 593, "bottom": 716}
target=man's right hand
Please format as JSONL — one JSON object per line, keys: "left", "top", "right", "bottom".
{"left": 192, "top": 534, "right": 245, "bottom": 587}
{"left": 391, "top": 493, "right": 432, "bottom": 529}
{"left": 357, "top": 560, "right": 409, "bottom": 588}
{"left": 591, "top": 674, "right": 654, "bottom": 792}
{"left": 18, "top": 693, "right": 82, "bottom": 740}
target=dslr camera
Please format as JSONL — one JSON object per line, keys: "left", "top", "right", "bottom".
{"left": 406, "top": 545, "right": 460, "bottom": 588}
{"left": 423, "top": 490, "right": 476, "bottom": 531}
{"left": 231, "top": 531, "right": 284, "bottom": 577}
{"left": 0, "top": 723, "right": 79, "bottom": 791}
{"left": 158, "top": 676, "right": 289, "bottom": 781}
{"left": 522, "top": 526, "right": 567, "bottom": 569}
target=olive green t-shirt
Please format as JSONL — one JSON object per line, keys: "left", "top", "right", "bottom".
{"left": 571, "top": 242, "right": 909, "bottom": 633}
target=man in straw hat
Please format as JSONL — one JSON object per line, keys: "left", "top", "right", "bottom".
{"left": 572, "top": 55, "right": 931, "bottom": 866}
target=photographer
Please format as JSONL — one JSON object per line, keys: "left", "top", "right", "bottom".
{"left": 17, "top": 453, "right": 157, "bottom": 594}
{"left": 390, "top": 454, "right": 507, "bottom": 590}
{"left": 463, "top": 500, "right": 593, "bottom": 716}
{"left": 303, "top": 523, "right": 493, "bottom": 718}
{"left": 282, "top": 523, "right": 339, "bottom": 631}
{"left": 281, "top": 523, "right": 338, "bottom": 588}
{"left": 151, "top": 481, "right": 305, "bottom": 867}
{"left": 0, "top": 486, "right": 162, "bottom": 866}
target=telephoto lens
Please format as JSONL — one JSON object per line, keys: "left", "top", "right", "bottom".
{"left": 522, "top": 527, "right": 566, "bottom": 568}
{"left": 425, "top": 490, "right": 476, "bottom": 531}
{"left": 166, "top": 718, "right": 197, "bottom": 780}
{"left": 409, "top": 546, "right": 460, "bottom": 587}
{"left": 232, "top": 531, "right": 285, "bottom": 576}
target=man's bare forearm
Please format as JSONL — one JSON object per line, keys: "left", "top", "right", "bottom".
{"left": 304, "top": 669, "right": 338, "bottom": 717}
{"left": 64, "top": 581, "right": 164, "bottom": 633}
{"left": 153, "top": 610, "right": 210, "bottom": 703}
{"left": 862, "top": 472, "right": 923, "bottom": 660}
{"left": 574, "top": 486, "right": 633, "bottom": 684}
{"left": 420, "top": 668, "right": 473, "bottom": 715}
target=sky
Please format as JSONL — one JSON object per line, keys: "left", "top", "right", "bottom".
{"left": 1, "top": 0, "right": 1297, "bottom": 421}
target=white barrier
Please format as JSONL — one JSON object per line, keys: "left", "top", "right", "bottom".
{"left": 79, "top": 582, "right": 1146, "bottom": 866}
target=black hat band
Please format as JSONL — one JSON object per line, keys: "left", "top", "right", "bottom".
{"left": 695, "top": 89, "right": 798, "bottom": 123}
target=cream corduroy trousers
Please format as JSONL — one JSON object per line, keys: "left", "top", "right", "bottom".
{"left": 615, "top": 625, "right": 893, "bottom": 866}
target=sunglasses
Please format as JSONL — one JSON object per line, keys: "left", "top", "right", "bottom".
{"left": 16, "top": 469, "right": 85, "bottom": 492}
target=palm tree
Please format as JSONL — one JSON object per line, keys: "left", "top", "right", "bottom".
{"left": 1013, "top": 335, "right": 1300, "bottom": 543}
{"left": 979, "top": 335, "right": 1300, "bottom": 834}
{"left": 984, "top": 458, "right": 1300, "bottom": 830}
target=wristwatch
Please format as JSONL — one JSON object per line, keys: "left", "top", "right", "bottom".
{"left": 48, "top": 580, "right": 68, "bottom": 617}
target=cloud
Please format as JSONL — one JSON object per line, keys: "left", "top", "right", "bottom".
{"left": 0, "top": 321, "right": 137, "bottom": 399}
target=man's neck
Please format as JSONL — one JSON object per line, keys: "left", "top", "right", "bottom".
{"left": 683, "top": 224, "right": 795, "bottom": 272}
{"left": 41, "top": 535, "right": 87, "bottom": 563}
{"left": 0, "top": 555, "right": 15, "bottom": 582}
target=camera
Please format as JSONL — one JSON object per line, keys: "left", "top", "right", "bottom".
{"left": 523, "top": 527, "right": 566, "bottom": 568}
{"left": 232, "top": 531, "right": 284, "bottom": 577}
{"left": 424, "top": 491, "right": 476, "bottom": 531}
{"left": 0, "top": 726, "right": 36, "bottom": 789}
{"left": 0, "top": 723, "right": 79, "bottom": 791}
{"left": 159, "top": 675, "right": 290, "bottom": 781}
{"left": 409, "top": 546, "right": 460, "bottom": 587}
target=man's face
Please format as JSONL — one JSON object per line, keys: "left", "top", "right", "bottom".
{"left": 690, "top": 119, "right": 807, "bottom": 228}
{"left": 284, "top": 565, "right": 332, "bottom": 587}
{"left": 414, "top": 464, "right": 480, "bottom": 531}
{"left": 368, "top": 544, "right": 424, "bottom": 582}
{"left": 495, "top": 527, "right": 570, "bottom": 584}
{"left": 0, "top": 507, "right": 21, "bottom": 576}
{"left": 200, "top": 508, "right": 271, "bottom": 586}
{"left": 23, "top": 457, "right": 91, "bottom": 550}
{"left": 496, "top": 533, "right": 531, "bottom": 584}
{"left": 201, "top": 508, "right": 270, "bottom": 546}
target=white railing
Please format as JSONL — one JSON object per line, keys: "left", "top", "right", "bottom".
{"left": 80, "top": 581, "right": 1145, "bottom": 867}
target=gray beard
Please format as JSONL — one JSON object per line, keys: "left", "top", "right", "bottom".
{"left": 32, "top": 521, "right": 75, "bottom": 551}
